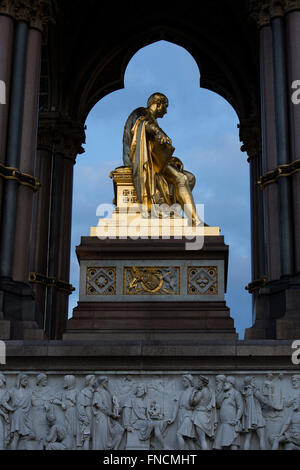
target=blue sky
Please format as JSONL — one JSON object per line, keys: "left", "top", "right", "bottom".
{"left": 68, "top": 40, "right": 252, "bottom": 338}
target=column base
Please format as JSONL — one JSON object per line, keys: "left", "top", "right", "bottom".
{"left": 245, "top": 275, "right": 300, "bottom": 339}
{"left": 0, "top": 278, "right": 44, "bottom": 339}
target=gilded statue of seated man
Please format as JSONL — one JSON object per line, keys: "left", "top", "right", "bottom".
{"left": 123, "top": 92, "right": 201, "bottom": 225}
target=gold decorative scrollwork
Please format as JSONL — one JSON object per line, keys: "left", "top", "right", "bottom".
{"left": 124, "top": 266, "right": 180, "bottom": 295}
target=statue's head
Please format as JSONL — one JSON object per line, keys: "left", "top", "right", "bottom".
{"left": 147, "top": 92, "right": 168, "bottom": 118}
{"left": 198, "top": 375, "right": 209, "bottom": 388}
{"left": 135, "top": 383, "right": 147, "bottom": 397}
{"left": 63, "top": 374, "right": 76, "bottom": 389}
{"left": 98, "top": 375, "right": 109, "bottom": 388}
{"left": 224, "top": 375, "right": 236, "bottom": 391}
{"left": 182, "top": 374, "right": 194, "bottom": 388}
{"left": 36, "top": 373, "right": 47, "bottom": 387}
{"left": 85, "top": 374, "right": 96, "bottom": 388}
{"left": 244, "top": 375, "right": 255, "bottom": 387}
{"left": 16, "top": 373, "right": 28, "bottom": 389}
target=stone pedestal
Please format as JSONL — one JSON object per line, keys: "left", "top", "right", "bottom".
{"left": 66, "top": 165, "right": 236, "bottom": 341}
{"left": 65, "top": 236, "right": 237, "bottom": 341}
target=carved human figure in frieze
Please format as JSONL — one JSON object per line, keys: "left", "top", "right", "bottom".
{"left": 52, "top": 374, "right": 78, "bottom": 449}
{"left": 31, "top": 373, "right": 54, "bottom": 449}
{"left": 215, "top": 375, "right": 226, "bottom": 397}
{"left": 285, "top": 375, "right": 300, "bottom": 407}
{"left": 263, "top": 373, "right": 284, "bottom": 410}
{"left": 10, "top": 374, "right": 35, "bottom": 450}
{"left": 170, "top": 374, "right": 196, "bottom": 450}
{"left": 272, "top": 398, "right": 300, "bottom": 450}
{"left": 242, "top": 376, "right": 269, "bottom": 450}
{"left": 92, "top": 376, "right": 124, "bottom": 450}
{"left": 262, "top": 373, "right": 284, "bottom": 447}
{"left": 213, "top": 376, "right": 243, "bottom": 450}
{"left": 0, "top": 373, "right": 14, "bottom": 450}
{"left": 123, "top": 383, "right": 167, "bottom": 450}
{"left": 189, "top": 375, "right": 217, "bottom": 450}
{"left": 77, "top": 374, "right": 96, "bottom": 450}
{"left": 42, "top": 404, "right": 72, "bottom": 451}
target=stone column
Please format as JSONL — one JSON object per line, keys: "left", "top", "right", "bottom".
{"left": 239, "top": 120, "right": 268, "bottom": 337}
{"left": 240, "top": 122, "right": 264, "bottom": 284}
{"left": 31, "top": 119, "right": 85, "bottom": 339}
{"left": 0, "top": 18, "right": 28, "bottom": 279}
{"left": 271, "top": 10, "right": 294, "bottom": 277}
{"left": 0, "top": 2, "right": 15, "bottom": 336}
{"left": 259, "top": 25, "right": 281, "bottom": 282}
{"left": 246, "top": 0, "right": 300, "bottom": 339}
{"left": 286, "top": 6, "right": 300, "bottom": 273}
{"left": 0, "top": 0, "right": 53, "bottom": 338}
{"left": 30, "top": 127, "right": 53, "bottom": 325}
{"left": 12, "top": 27, "right": 42, "bottom": 283}
{"left": 55, "top": 151, "right": 76, "bottom": 338}
{"left": 0, "top": 2, "right": 14, "bottom": 216}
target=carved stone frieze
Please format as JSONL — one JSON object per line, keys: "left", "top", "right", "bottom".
{"left": 0, "top": 371, "right": 300, "bottom": 450}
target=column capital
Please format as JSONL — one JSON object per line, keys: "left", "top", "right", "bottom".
{"left": 285, "top": 0, "right": 300, "bottom": 12}
{"left": 0, "top": 0, "right": 17, "bottom": 18}
{"left": 0, "top": 0, "right": 54, "bottom": 31}
{"left": 239, "top": 118, "right": 262, "bottom": 162}
{"left": 38, "top": 113, "right": 86, "bottom": 161}
{"left": 249, "top": 0, "right": 273, "bottom": 27}
{"left": 249, "top": 0, "right": 299, "bottom": 27}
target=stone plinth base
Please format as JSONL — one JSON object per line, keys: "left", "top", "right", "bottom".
{"left": 65, "top": 236, "right": 237, "bottom": 340}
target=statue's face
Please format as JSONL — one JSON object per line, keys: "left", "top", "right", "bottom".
{"left": 224, "top": 381, "right": 232, "bottom": 391}
{"left": 155, "top": 99, "right": 168, "bottom": 118}
{"left": 40, "top": 376, "right": 47, "bottom": 387}
{"left": 21, "top": 376, "right": 28, "bottom": 387}
{"left": 90, "top": 376, "right": 96, "bottom": 388}
{"left": 136, "top": 385, "right": 145, "bottom": 397}
{"left": 182, "top": 377, "right": 190, "bottom": 388}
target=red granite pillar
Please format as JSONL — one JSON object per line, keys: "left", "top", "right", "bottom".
{"left": 30, "top": 128, "right": 53, "bottom": 322}
{"left": 0, "top": 12, "right": 14, "bottom": 214}
{"left": 286, "top": 10, "right": 300, "bottom": 273}
{"left": 55, "top": 153, "right": 76, "bottom": 338}
{"left": 12, "top": 27, "right": 42, "bottom": 282}
{"left": 31, "top": 122, "right": 85, "bottom": 339}
{"left": 260, "top": 25, "right": 281, "bottom": 282}
{"left": 244, "top": 23, "right": 281, "bottom": 340}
